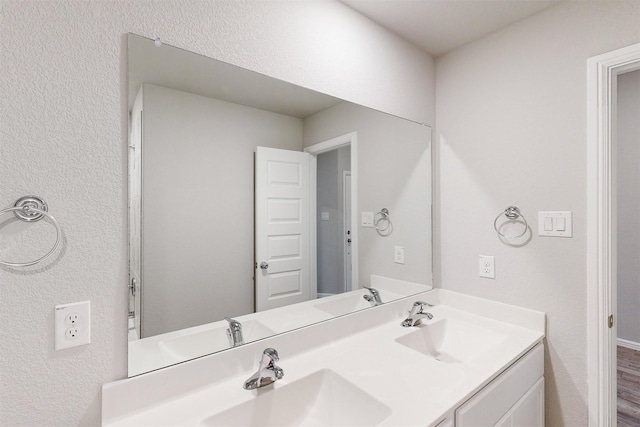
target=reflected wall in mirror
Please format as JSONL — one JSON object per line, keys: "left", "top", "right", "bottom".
{"left": 127, "top": 33, "right": 432, "bottom": 376}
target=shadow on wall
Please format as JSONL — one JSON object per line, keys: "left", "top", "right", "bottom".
{"left": 543, "top": 339, "right": 588, "bottom": 426}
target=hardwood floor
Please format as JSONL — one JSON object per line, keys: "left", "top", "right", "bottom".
{"left": 618, "top": 345, "right": 640, "bottom": 427}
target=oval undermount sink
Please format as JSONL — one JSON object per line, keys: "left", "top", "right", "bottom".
{"left": 314, "top": 289, "right": 401, "bottom": 317}
{"left": 395, "top": 318, "right": 508, "bottom": 364}
{"left": 200, "top": 369, "right": 392, "bottom": 427}
{"left": 159, "top": 320, "right": 276, "bottom": 360}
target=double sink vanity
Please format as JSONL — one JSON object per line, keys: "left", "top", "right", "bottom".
{"left": 104, "top": 277, "right": 545, "bottom": 426}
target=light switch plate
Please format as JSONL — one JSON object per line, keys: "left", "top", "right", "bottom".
{"left": 55, "top": 301, "right": 91, "bottom": 350}
{"left": 320, "top": 212, "right": 330, "bottom": 221}
{"left": 361, "top": 212, "right": 374, "bottom": 227}
{"left": 394, "top": 246, "right": 405, "bottom": 264}
{"left": 538, "top": 211, "right": 572, "bottom": 237}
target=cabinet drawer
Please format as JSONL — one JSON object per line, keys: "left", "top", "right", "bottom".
{"left": 456, "top": 343, "right": 544, "bottom": 427}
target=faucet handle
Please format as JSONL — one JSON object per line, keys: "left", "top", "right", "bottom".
{"left": 262, "top": 347, "right": 279, "bottom": 362}
{"left": 363, "top": 287, "right": 383, "bottom": 306}
{"left": 410, "top": 301, "right": 434, "bottom": 316}
{"left": 225, "top": 317, "right": 242, "bottom": 328}
{"left": 259, "top": 348, "right": 280, "bottom": 370}
{"left": 402, "top": 301, "right": 435, "bottom": 327}
{"left": 414, "top": 301, "right": 433, "bottom": 306}
{"left": 413, "top": 301, "right": 434, "bottom": 309}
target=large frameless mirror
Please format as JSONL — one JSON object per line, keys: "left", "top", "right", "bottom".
{"left": 127, "top": 33, "right": 433, "bottom": 376}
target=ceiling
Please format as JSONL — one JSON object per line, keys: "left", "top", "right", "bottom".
{"left": 341, "top": 0, "right": 563, "bottom": 56}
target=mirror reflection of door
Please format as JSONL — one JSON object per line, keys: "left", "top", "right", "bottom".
{"left": 255, "top": 147, "right": 314, "bottom": 311}
{"left": 254, "top": 145, "right": 353, "bottom": 308}
{"left": 316, "top": 146, "right": 351, "bottom": 298}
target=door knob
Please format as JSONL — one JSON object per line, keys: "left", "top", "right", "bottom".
{"left": 260, "top": 262, "right": 269, "bottom": 270}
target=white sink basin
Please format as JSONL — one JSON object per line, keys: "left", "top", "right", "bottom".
{"left": 314, "top": 289, "right": 401, "bottom": 317}
{"left": 200, "top": 369, "right": 392, "bottom": 427}
{"left": 159, "top": 320, "right": 276, "bottom": 360}
{"left": 395, "top": 318, "right": 508, "bottom": 364}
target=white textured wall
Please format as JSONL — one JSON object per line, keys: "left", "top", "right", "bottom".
{"left": 0, "top": 1, "right": 435, "bottom": 425}
{"left": 141, "top": 84, "right": 303, "bottom": 337}
{"left": 617, "top": 70, "right": 640, "bottom": 345}
{"left": 304, "top": 102, "right": 432, "bottom": 286}
{"left": 435, "top": 1, "right": 640, "bottom": 426}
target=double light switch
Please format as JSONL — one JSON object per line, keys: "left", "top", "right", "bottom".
{"left": 538, "top": 211, "right": 572, "bottom": 237}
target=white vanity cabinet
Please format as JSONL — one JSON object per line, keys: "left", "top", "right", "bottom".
{"left": 455, "top": 343, "right": 544, "bottom": 427}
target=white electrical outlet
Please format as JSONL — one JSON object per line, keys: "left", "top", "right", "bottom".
{"left": 55, "top": 301, "right": 91, "bottom": 350}
{"left": 65, "top": 312, "right": 80, "bottom": 326}
{"left": 65, "top": 327, "right": 80, "bottom": 339}
{"left": 479, "top": 255, "right": 495, "bottom": 279}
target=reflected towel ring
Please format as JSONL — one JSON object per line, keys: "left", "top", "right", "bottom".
{"left": 493, "top": 206, "right": 528, "bottom": 239}
{"left": 374, "top": 208, "right": 393, "bottom": 236}
{"left": 0, "top": 196, "right": 62, "bottom": 267}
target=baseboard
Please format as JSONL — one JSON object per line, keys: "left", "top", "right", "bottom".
{"left": 617, "top": 338, "right": 640, "bottom": 352}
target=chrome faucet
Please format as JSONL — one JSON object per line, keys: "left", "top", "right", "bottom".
{"left": 243, "top": 348, "right": 284, "bottom": 390}
{"left": 401, "top": 301, "right": 434, "bottom": 327}
{"left": 363, "top": 287, "right": 383, "bottom": 306}
{"left": 225, "top": 317, "right": 244, "bottom": 347}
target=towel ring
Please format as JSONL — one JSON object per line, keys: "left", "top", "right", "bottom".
{"left": 493, "top": 206, "right": 528, "bottom": 239}
{"left": 374, "top": 208, "right": 393, "bottom": 236}
{"left": 0, "top": 196, "right": 62, "bottom": 267}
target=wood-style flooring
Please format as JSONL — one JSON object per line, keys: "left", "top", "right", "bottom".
{"left": 618, "top": 345, "right": 640, "bottom": 427}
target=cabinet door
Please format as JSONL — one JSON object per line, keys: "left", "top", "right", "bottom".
{"left": 456, "top": 344, "right": 544, "bottom": 427}
{"left": 512, "top": 377, "right": 544, "bottom": 426}
{"left": 435, "top": 417, "right": 454, "bottom": 427}
{"left": 495, "top": 377, "right": 544, "bottom": 427}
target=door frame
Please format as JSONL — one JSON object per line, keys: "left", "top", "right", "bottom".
{"left": 587, "top": 42, "right": 640, "bottom": 427}
{"left": 343, "top": 170, "right": 352, "bottom": 293}
{"left": 305, "top": 132, "right": 358, "bottom": 292}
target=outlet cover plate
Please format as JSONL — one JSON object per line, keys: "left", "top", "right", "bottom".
{"left": 55, "top": 301, "right": 91, "bottom": 350}
{"left": 479, "top": 255, "right": 495, "bottom": 279}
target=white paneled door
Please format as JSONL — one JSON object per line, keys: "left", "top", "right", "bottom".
{"left": 255, "top": 147, "right": 313, "bottom": 311}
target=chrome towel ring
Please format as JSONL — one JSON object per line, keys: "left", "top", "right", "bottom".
{"left": 374, "top": 208, "right": 393, "bottom": 236}
{"left": 493, "top": 206, "right": 528, "bottom": 239}
{"left": 0, "top": 196, "right": 62, "bottom": 267}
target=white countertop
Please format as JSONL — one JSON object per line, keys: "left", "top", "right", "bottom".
{"left": 128, "top": 275, "right": 423, "bottom": 376}
{"left": 104, "top": 285, "right": 545, "bottom": 426}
